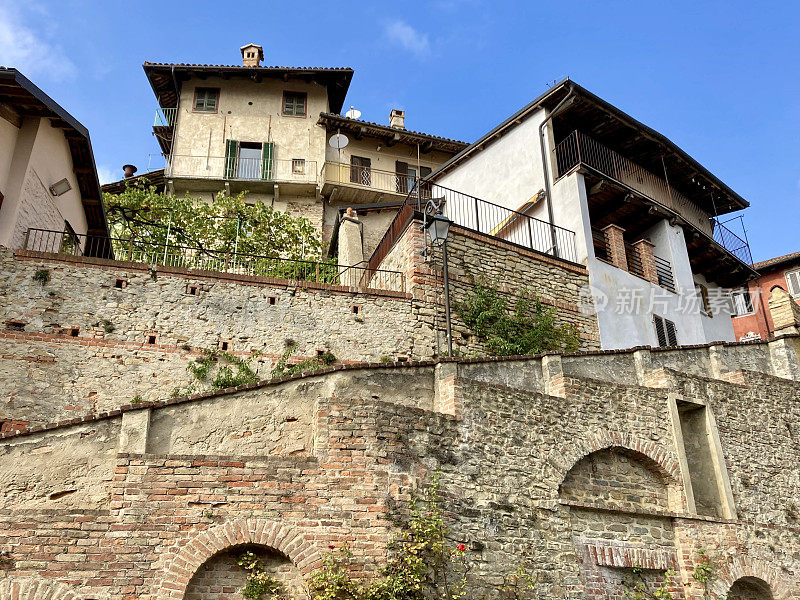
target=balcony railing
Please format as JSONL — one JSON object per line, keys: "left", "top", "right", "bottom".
{"left": 368, "top": 182, "right": 579, "bottom": 274}
{"left": 555, "top": 131, "right": 714, "bottom": 235}
{"left": 555, "top": 130, "right": 753, "bottom": 266}
{"left": 712, "top": 219, "right": 753, "bottom": 266}
{"left": 322, "top": 162, "right": 418, "bottom": 195}
{"left": 23, "top": 228, "right": 405, "bottom": 293}
{"left": 165, "top": 155, "right": 318, "bottom": 184}
{"left": 154, "top": 107, "right": 177, "bottom": 127}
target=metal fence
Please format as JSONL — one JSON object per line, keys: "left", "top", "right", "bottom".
{"left": 23, "top": 228, "right": 405, "bottom": 292}
{"left": 165, "top": 155, "right": 318, "bottom": 184}
{"left": 322, "top": 162, "right": 418, "bottom": 195}
{"left": 154, "top": 107, "right": 177, "bottom": 127}
{"left": 406, "top": 182, "right": 579, "bottom": 263}
{"left": 712, "top": 219, "right": 753, "bottom": 266}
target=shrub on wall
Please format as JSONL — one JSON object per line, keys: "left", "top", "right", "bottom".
{"left": 456, "top": 282, "right": 579, "bottom": 356}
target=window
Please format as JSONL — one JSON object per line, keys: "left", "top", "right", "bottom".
{"left": 732, "top": 288, "right": 754, "bottom": 316}
{"left": 193, "top": 88, "right": 219, "bottom": 112}
{"left": 283, "top": 92, "right": 307, "bottom": 116}
{"left": 224, "top": 140, "right": 274, "bottom": 180}
{"left": 292, "top": 158, "right": 305, "bottom": 174}
{"left": 395, "top": 161, "right": 431, "bottom": 194}
{"left": 695, "top": 283, "right": 711, "bottom": 317}
{"left": 653, "top": 315, "right": 677, "bottom": 347}
{"left": 350, "top": 156, "right": 372, "bottom": 186}
{"left": 786, "top": 269, "right": 800, "bottom": 297}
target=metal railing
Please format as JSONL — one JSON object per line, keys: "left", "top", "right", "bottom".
{"left": 165, "top": 155, "right": 318, "bottom": 184}
{"left": 554, "top": 130, "right": 714, "bottom": 236}
{"left": 655, "top": 255, "right": 676, "bottom": 293}
{"left": 712, "top": 219, "right": 753, "bottom": 265}
{"left": 625, "top": 241, "right": 645, "bottom": 280}
{"left": 154, "top": 107, "right": 177, "bottom": 127}
{"left": 368, "top": 182, "right": 579, "bottom": 273}
{"left": 322, "top": 162, "right": 418, "bottom": 195}
{"left": 23, "top": 228, "right": 405, "bottom": 293}
{"left": 410, "top": 182, "right": 578, "bottom": 263}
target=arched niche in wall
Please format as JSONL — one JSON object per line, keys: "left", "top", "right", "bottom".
{"left": 559, "top": 446, "right": 680, "bottom": 600}
{"left": 728, "top": 576, "right": 775, "bottom": 600}
{"left": 184, "top": 543, "right": 304, "bottom": 600}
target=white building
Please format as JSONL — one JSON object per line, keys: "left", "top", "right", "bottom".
{"left": 0, "top": 68, "right": 108, "bottom": 253}
{"left": 428, "top": 79, "right": 756, "bottom": 350}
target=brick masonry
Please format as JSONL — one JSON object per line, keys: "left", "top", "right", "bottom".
{"left": 1, "top": 340, "right": 799, "bottom": 599}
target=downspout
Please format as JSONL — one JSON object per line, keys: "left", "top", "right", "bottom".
{"left": 538, "top": 90, "right": 578, "bottom": 258}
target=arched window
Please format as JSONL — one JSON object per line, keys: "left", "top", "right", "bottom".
{"left": 728, "top": 576, "right": 774, "bottom": 600}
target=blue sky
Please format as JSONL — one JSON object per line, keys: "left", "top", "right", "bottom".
{"left": 1, "top": 0, "right": 797, "bottom": 262}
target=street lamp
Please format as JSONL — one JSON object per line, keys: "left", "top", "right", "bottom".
{"left": 423, "top": 205, "right": 454, "bottom": 357}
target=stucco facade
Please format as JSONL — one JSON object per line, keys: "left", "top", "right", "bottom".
{"left": 433, "top": 89, "right": 743, "bottom": 350}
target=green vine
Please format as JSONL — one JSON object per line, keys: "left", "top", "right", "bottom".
{"left": 622, "top": 566, "right": 676, "bottom": 599}
{"left": 455, "top": 282, "right": 579, "bottom": 356}
{"left": 238, "top": 550, "right": 286, "bottom": 600}
{"left": 270, "top": 343, "right": 336, "bottom": 379}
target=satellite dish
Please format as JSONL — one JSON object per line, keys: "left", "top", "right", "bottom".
{"left": 345, "top": 106, "right": 361, "bottom": 120}
{"left": 329, "top": 133, "right": 350, "bottom": 150}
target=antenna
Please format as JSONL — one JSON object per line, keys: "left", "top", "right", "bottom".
{"left": 345, "top": 106, "right": 361, "bottom": 120}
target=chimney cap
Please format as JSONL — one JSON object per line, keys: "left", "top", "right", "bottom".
{"left": 389, "top": 108, "right": 406, "bottom": 130}
{"left": 240, "top": 43, "right": 264, "bottom": 65}
{"left": 123, "top": 164, "right": 137, "bottom": 178}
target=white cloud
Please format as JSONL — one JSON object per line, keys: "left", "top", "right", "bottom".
{"left": 0, "top": 3, "right": 76, "bottom": 81}
{"left": 384, "top": 20, "right": 431, "bottom": 58}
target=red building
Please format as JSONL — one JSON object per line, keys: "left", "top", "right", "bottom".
{"left": 731, "top": 251, "right": 800, "bottom": 340}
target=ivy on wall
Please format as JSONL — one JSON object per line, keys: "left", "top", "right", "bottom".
{"left": 455, "top": 282, "right": 579, "bottom": 356}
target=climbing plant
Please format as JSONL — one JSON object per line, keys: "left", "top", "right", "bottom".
{"left": 270, "top": 341, "right": 336, "bottom": 379}
{"left": 456, "top": 282, "right": 579, "bottom": 356}
{"left": 103, "top": 179, "right": 321, "bottom": 259}
{"left": 238, "top": 550, "right": 286, "bottom": 600}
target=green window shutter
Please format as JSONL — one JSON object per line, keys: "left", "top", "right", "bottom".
{"left": 225, "top": 140, "right": 239, "bottom": 179}
{"left": 261, "top": 142, "right": 274, "bottom": 180}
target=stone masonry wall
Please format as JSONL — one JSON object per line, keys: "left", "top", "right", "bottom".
{"left": 0, "top": 342, "right": 799, "bottom": 599}
{"left": 379, "top": 217, "right": 601, "bottom": 356}
{"left": 0, "top": 215, "right": 600, "bottom": 426}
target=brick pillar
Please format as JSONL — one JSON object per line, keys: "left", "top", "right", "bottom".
{"left": 602, "top": 224, "right": 627, "bottom": 271}
{"left": 633, "top": 239, "right": 658, "bottom": 284}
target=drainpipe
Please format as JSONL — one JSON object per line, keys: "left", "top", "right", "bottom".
{"left": 538, "top": 91, "right": 578, "bottom": 258}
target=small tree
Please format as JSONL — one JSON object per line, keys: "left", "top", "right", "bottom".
{"left": 103, "top": 180, "right": 321, "bottom": 259}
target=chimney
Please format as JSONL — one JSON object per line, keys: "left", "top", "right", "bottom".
{"left": 123, "top": 164, "right": 137, "bottom": 179}
{"left": 240, "top": 43, "right": 264, "bottom": 67}
{"left": 389, "top": 109, "right": 405, "bottom": 130}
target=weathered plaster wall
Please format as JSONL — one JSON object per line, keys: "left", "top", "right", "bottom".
{"left": 1, "top": 343, "right": 799, "bottom": 599}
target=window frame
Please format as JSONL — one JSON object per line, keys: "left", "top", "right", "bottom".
{"left": 291, "top": 158, "right": 306, "bottom": 175}
{"left": 192, "top": 87, "right": 220, "bottom": 113}
{"left": 282, "top": 91, "right": 307, "bottom": 117}
{"left": 785, "top": 268, "right": 800, "bottom": 298}
{"left": 731, "top": 288, "right": 755, "bottom": 317}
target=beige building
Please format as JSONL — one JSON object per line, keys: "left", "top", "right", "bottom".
{"left": 138, "top": 43, "right": 467, "bottom": 253}
{"left": 0, "top": 68, "right": 108, "bottom": 252}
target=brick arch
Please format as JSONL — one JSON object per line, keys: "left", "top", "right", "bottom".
{"left": 157, "top": 518, "right": 322, "bottom": 600}
{"left": 0, "top": 577, "right": 87, "bottom": 600}
{"left": 549, "top": 429, "right": 686, "bottom": 509}
{"left": 710, "top": 556, "right": 790, "bottom": 600}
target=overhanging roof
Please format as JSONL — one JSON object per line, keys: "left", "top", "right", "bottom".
{"left": 318, "top": 113, "right": 469, "bottom": 154}
{"left": 753, "top": 251, "right": 800, "bottom": 273}
{"left": 101, "top": 168, "right": 166, "bottom": 195}
{"left": 0, "top": 68, "right": 109, "bottom": 237}
{"left": 433, "top": 79, "right": 749, "bottom": 217}
{"left": 142, "top": 62, "right": 354, "bottom": 114}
